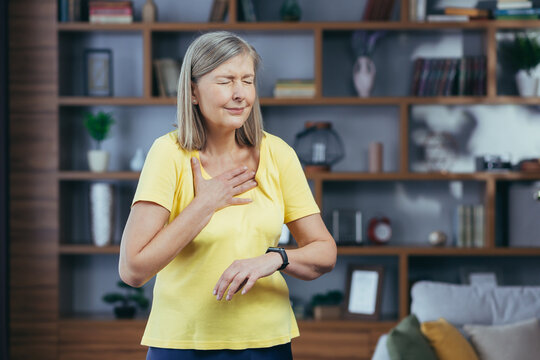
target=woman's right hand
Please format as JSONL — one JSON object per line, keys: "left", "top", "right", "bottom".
{"left": 191, "top": 157, "right": 257, "bottom": 212}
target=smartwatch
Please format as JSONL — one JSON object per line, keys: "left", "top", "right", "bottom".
{"left": 266, "top": 247, "right": 289, "bottom": 271}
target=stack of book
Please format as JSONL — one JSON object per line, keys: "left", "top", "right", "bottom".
{"left": 494, "top": 1, "right": 540, "bottom": 19}
{"left": 89, "top": 1, "right": 133, "bottom": 24}
{"left": 455, "top": 204, "right": 485, "bottom": 248}
{"left": 410, "top": 56, "right": 486, "bottom": 96}
{"left": 426, "top": 7, "right": 490, "bottom": 22}
{"left": 363, "top": 0, "right": 395, "bottom": 21}
{"left": 273, "top": 80, "right": 315, "bottom": 98}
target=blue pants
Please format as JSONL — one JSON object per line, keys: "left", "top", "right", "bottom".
{"left": 146, "top": 343, "right": 293, "bottom": 360}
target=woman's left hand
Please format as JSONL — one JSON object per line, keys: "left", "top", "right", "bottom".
{"left": 213, "top": 252, "right": 283, "bottom": 301}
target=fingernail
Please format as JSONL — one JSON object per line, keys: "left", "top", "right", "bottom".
{"left": 226, "top": 295, "right": 231, "bottom": 301}
{"left": 241, "top": 289, "right": 246, "bottom": 295}
{"left": 243, "top": 166, "right": 248, "bottom": 170}
{"left": 213, "top": 289, "right": 216, "bottom": 295}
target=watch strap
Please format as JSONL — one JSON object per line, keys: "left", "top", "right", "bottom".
{"left": 266, "top": 247, "right": 289, "bottom": 271}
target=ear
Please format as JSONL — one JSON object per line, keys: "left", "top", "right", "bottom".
{"left": 191, "top": 81, "right": 199, "bottom": 105}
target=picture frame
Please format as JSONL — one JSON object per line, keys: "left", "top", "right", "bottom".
{"left": 153, "top": 58, "right": 181, "bottom": 97}
{"left": 459, "top": 266, "right": 503, "bottom": 287}
{"left": 344, "top": 265, "right": 384, "bottom": 320}
{"left": 84, "top": 48, "right": 113, "bottom": 97}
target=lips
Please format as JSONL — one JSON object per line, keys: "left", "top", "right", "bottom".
{"left": 225, "top": 107, "right": 244, "bottom": 115}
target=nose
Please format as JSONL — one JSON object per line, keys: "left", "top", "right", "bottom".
{"left": 232, "top": 81, "right": 245, "bottom": 101}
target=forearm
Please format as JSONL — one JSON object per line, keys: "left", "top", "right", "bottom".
{"left": 122, "top": 198, "right": 214, "bottom": 287}
{"left": 281, "top": 238, "right": 337, "bottom": 281}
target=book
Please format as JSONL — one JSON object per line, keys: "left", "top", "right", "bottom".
{"left": 89, "top": 15, "right": 133, "bottom": 23}
{"left": 444, "top": 7, "right": 490, "bottom": 17}
{"left": 153, "top": 58, "right": 181, "bottom": 97}
{"left": 497, "top": 1, "right": 532, "bottom": 9}
{"left": 208, "top": 0, "right": 228, "bottom": 22}
{"left": 427, "top": 14, "right": 470, "bottom": 22}
{"left": 473, "top": 205, "right": 485, "bottom": 248}
{"left": 495, "top": 14, "right": 538, "bottom": 19}
{"left": 494, "top": 7, "right": 540, "bottom": 15}
{"left": 241, "top": 0, "right": 256, "bottom": 22}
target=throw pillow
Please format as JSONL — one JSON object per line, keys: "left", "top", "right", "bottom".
{"left": 463, "top": 317, "right": 540, "bottom": 360}
{"left": 386, "top": 314, "right": 438, "bottom": 360}
{"left": 420, "top": 318, "right": 479, "bottom": 360}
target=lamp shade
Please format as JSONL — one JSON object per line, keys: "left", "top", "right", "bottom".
{"left": 294, "top": 122, "right": 344, "bottom": 172}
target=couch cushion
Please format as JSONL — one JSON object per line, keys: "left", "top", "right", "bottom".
{"left": 411, "top": 281, "right": 492, "bottom": 326}
{"left": 386, "top": 314, "right": 438, "bottom": 360}
{"left": 490, "top": 286, "right": 540, "bottom": 325}
{"left": 420, "top": 318, "right": 479, "bottom": 360}
{"left": 463, "top": 318, "right": 540, "bottom": 360}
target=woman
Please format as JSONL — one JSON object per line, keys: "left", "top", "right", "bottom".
{"left": 119, "top": 31, "right": 337, "bottom": 360}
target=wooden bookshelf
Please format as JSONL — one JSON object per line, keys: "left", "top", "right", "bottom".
{"left": 11, "top": 0, "right": 540, "bottom": 359}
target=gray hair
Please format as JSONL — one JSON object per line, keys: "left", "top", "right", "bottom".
{"left": 176, "top": 31, "right": 264, "bottom": 150}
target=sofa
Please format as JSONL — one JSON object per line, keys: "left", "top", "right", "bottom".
{"left": 372, "top": 281, "right": 540, "bottom": 360}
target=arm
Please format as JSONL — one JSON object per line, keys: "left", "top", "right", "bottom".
{"left": 212, "top": 213, "right": 336, "bottom": 301}
{"left": 281, "top": 213, "right": 337, "bottom": 280}
{"left": 119, "top": 157, "right": 256, "bottom": 288}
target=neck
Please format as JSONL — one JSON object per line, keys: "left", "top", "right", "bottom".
{"left": 203, "top": 128, "right": 240, "bottom": 157}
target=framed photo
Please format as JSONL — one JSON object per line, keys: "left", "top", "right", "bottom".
{"left": 153, "top": 58, "right": 181, "bottom": 97}
{"left": 84, "top": 49, "right": 113, "bottom": 96}
{"left": 459, "top": 266, "right": 502, "bottom": 287}
{"left": 344, "top": 265, "right": 384, "bottom": 320}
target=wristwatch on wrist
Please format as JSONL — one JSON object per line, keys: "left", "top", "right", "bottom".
{"left": 266, "top": 247, "right": 289, "bottom": 271}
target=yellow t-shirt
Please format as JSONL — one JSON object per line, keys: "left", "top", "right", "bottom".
{"left": 131, "top": 130, "right": 320, "bottom": 350}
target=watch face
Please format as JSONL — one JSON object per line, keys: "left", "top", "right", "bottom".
{"left": 374, "top": 223, "right": 391, "bottom": 242}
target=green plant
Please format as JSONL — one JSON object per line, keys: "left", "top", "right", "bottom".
{"left": 310, "top": 290, "right": 344, "bottom": 307}
{"left": 102, "top": 280, "right": 150, "bottom": 311}
{"left": 499, "top": 32, "right": 540, "bottom": 75}
{"left": 83, "top": 111, "right": 115, "bottom": 149}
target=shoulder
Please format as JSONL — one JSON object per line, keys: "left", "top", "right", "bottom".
{"left": 262, "top": 131, "right": 295, "bottom": 156}
{"left": 152, "top": 130, "right": 191, "bottom": 158}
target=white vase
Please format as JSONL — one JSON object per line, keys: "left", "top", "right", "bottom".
{"left": 89, "top": 182, "right": 114, "bottom": 247}
{"left": 353, "top": 56, "right": 376, "bottom": 98}
{"left": 129, "top": 148, "right": 145, "bottom": 171}
{"left": 515, "top": 70, "right": 539, "bottom": 97}
{"left": 88, "top": 150, "right": 110, "bottom": 172}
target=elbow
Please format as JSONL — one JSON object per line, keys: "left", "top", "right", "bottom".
{"left": 119, "top": 255, "right": 146, "bottom": 288}
{"left": 315, "top": 240, "right": 337, "bottom": 277}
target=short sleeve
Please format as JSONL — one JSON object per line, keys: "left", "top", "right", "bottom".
{"left": 131, "top": 138, "right": 179, "bottom": 212}
{"left": 278, "top": 142, "right": 320, "bottom": 223}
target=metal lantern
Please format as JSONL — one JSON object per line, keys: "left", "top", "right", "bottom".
{"left": 294, "top": 122, "right": 344, "bottom": 172}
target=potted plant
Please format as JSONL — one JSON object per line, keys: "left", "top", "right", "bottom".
{"left": 310, "top": 290, "right": 344, "bottom": 321}
{"left": 103, "top": 280, "right": 150, "bottom": 319}
{"left": 350, "top": 30, "right": 386, "bottom": 97}
{"left": 83, "top": 111, "right": 115, "bottom": 172}
{"left": 499, "top": 32, "right": 540, "bottom": 97}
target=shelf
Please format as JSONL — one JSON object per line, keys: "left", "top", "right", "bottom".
{"left": 57, "top": 96, "right": 540, "bottom": 107}
{"left": 306, "top": 172, "right": 540, "bottom": 181}
{"left": 59, "top": 244, "right": 540, "bottom": 257}
{"left": 59, "top": 245, "right": 121, "bottom": 254}
{"left": 337, "top": 246, "right": 540, "bottom": 256}
{"left": 58, "top": 171, "right": 140, "bottom": 180}
{"left": 56, "top": 171, "right": 540, "bottom": 182}
{"left": 57, "top": 20, "right": 540, "bottom": 32}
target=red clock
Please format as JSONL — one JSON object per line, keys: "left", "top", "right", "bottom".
{"left": 367, "top": 217, "right": 392, "bottom": 245}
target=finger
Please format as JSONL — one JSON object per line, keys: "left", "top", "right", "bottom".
{"left": 229, "top": 197, "right": 252, "bottom": 205}
{"left": 225, "top": 274, "right": 248, "bottom": 301}
{"left": 229, "top": 169, "right": 255, "bottom": 188}
{"left": 233, "top": 180, "right": 258, "bottom": 195}
{"left": 191, "top": 157, "right": 203, "bottom": 183}
{"left": 215, "top": 268, "right": 238, "bottom": 301}
{"left": 222, "top": 165, "right": 249, "bottom": 181}
{"left": 241, "top": 276, "right": 258, "bottom": 295}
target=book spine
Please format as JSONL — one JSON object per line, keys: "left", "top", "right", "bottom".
{"left": 416, "top": 0, "right": 426, "bottom": 21}
{"left": 418, "top": 59, "right": 430, "bottom": 96}
{"left": 464, "top": 205, "right": 473, "bottom": 248}
{"left": 59, "top": 0, "right": 69, "bottom": 22}
{"left": 411, "top": 58, "right": 423, "bottom": 96}
{"left": 473, "top": 205, "right": 485, "bottom": 248}
{"left": 494, "top": 8, "right": 540, "bottom": 15}
{"left": 89, "top": 15, "right": 133, "bottom": 23}
{"left": 90, "top": 8, "right": 133, "bottom": 15}
{"left": 409, "top": 0, "right": 417, "bottom": 21}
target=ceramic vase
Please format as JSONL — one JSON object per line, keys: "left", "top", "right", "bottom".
{"left": 89, "top": 182, "right": 114, "bottom": 247}
{"left": 87, "top": 150, "right": 110, "bottom": 172}
{"left": 129, "top": 148, "right": 145, "bottom": 171}
{"left": 515, "top": 70, "right": 539, "bottom": 97}
{"left": 353, "top": 56, "right": 376, "bottom": 98}
{"left": 142, "top": 0, "right": 157, "bottom": 23}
